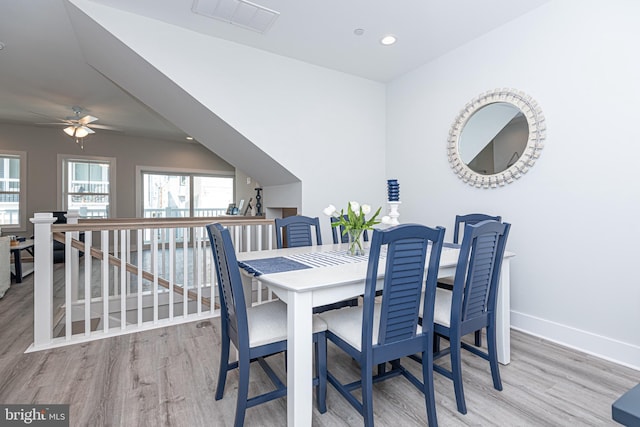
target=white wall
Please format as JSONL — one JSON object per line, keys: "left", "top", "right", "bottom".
{"left": 387, "top": 0, "right": 640, "bottom": 369}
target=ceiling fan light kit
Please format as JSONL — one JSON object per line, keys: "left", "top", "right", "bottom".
{"left": 38, "top": 106, "right": 106, "bottom": 149}
{"left": 63, "top": 125, "right": 92, "bottom": 138}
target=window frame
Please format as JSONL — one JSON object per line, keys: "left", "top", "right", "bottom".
{"left": 0, "top": 150, "right": 27, "bottom": 231}
{"left": 136, "top": 165, "right": 235, "bottom": 218}
{"left": 58, "top": 154, "right": 117, "bottom": 218}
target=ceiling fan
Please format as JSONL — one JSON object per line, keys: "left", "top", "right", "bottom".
{"left": 37, "top": 106, "right": 117, "bottom": 148}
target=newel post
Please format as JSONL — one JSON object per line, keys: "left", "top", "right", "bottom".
{"left": 30, "top": 212, "right": 56, "bottom": 349}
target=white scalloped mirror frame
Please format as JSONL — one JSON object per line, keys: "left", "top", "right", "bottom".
{"left": 447, "top": 88, "right": 546, "bottom": 188}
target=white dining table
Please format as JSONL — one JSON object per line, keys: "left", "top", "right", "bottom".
{"left": 237, "top": 242, "right": 515, "bottom": 426}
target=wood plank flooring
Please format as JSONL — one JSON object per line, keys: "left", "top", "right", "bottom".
{"left": 0, "top": 274, "right": 638, "bottom": 426}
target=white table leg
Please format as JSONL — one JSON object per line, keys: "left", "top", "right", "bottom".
{"left": 496, "top": 259, "right": 511, "bottom": 364}
{"left": 287, "top": 290, "right": 314, "bottom": 426}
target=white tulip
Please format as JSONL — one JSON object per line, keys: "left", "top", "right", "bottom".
{"left": 349, "top": 201, "right": 360, "bottom": 212}
{"left": 323, "top": 204, "right": 336, "bottom": 216}
{"left": 361, "top": 204, "right": 371, "bottom": 215}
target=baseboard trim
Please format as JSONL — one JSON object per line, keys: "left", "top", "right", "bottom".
{"left": 511, "top": 310, "right": 640, "bottom": 372}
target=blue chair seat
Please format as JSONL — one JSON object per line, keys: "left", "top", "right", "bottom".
{"left": 419, "top": 287, "right": 454, "bottom": 327}
{"left": 246, "top": 300, "right": 327, "bottom": 347}
{"left": 320, "top": 303, "right": 427, "bottom": 350}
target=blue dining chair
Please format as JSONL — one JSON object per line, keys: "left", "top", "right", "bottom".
{"left": 330, "top": 215, "right": 369, "bottom": 244}
{"left": 276, "top": 215, "right": 358, "bottom": 313}
{"left": 206, "top": 223, "right": 328, "bottom": 427}
{"left": 452, "top": 213, "right": 502, "bottom": 246}
{"left": 439, "top": 213, "right": 502, "bottom": 347}
{"left": 274, "top": 215, "right": 322, "bottom": 248}
{"left": 319, "top": 224, "right": 446, "bottom": 427}
{"left": 421, "top": 220, "right": 510, "bottom": 415}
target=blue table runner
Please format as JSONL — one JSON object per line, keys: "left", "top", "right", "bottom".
{"left": 238, "top": 256, "right": 312, "bottom": 276}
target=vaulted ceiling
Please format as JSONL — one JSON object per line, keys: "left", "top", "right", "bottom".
{"left": 0, "top": 0, "right": 550, "bottom": 141}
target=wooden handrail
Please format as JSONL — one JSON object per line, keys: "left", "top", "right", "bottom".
{"left": 53, "top": 232, "right": 211, "bottom": 308}
{"left": 52, "top": 216, "right": 273, "bottom": 232}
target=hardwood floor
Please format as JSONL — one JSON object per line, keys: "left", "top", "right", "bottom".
{"left": 0, "top": 274, "right": 637, "bottom": 426}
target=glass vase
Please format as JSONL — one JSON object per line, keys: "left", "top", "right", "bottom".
{"left": 347, "top": 229, "right": 365, "bottom": 256}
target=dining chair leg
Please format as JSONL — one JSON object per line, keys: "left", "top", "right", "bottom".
{"left": 421, "top": 349, "right": 438, "bottom": 427}
{"left": 234, "top": 357, "right": 250, "bottom": 427}
{"left": 362, "top": 361, "right": 374, "bottom": 427}
{"left": 486, "top": 323, "right": 503, "bottom": 391}
{"left": 450, "top": 335, "right": 467, "bottom": 415}
{"left": 315, "top": 333, "right": 328, "bottom": 413}
{"left": 474, "top": 330, "right": 482, "bottom": 347}
{"left": 215, "top": 335, "right": 231, "bottom": 400}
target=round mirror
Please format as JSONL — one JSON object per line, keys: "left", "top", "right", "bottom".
{"left": 447, "top": 89, "right": 545, "bottom": 188}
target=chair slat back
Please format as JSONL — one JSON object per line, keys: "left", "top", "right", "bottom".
{"left": 363, "top": 224, "right": 445, "bottom": 348}
{"left": 330, "top": 215, "right": 369, "bottom": 244}
{"left": 206, "top": 223, "right": 249, "bottom": 349}
{"left": 453, "top": 213, "right": 502, "bottom": 244}
{"left": 275, "top": 216, "right": 322, "bottom": 248}
{"left": 453, "top": 220, "right": 510, "bottom": 326}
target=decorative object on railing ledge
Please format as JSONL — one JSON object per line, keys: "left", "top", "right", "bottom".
{"left": 381, "top": 179, "right": 400, "bottom": 225}
{"left": 255, "top": 188, "right": 263, "bottom": 216}
{"left": 323, "top": 201, "right": 381, "bottom": 256}
{"left": 387, "top": 179, "right": 399, "bottom": 201}
{"left": 384, "top": 201, "right": 401, "bottom": 226}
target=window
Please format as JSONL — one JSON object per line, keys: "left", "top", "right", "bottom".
{"left": 139, "top": 169, "right": 234, "bottom": 218}
{"left": 60, "top": 156, "right": 116, "bottom": 218}
{"left": 0, "top": 151, "right": 26, "bottom": 230}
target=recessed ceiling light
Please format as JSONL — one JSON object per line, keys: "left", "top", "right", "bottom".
{"left": 353, "top": 28, "right": 364, "bottom": 36}
{"left": 186, "top": 136, "right": 194, "bottom": 140}
{"left": 380, "top": 34, "right": 397, "bottom": 46}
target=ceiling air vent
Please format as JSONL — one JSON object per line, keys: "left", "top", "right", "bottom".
{"left": 192, "top": 0, "right": 280, "bottom": 34}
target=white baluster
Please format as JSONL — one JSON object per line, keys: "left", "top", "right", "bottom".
{"left": 64, "top": 232, "right": 72, "bottom": 340}
{"left": 153, "top": 229, "right": 158, "bottom": 324}
{"left": 137, "top": 229, "right": 143, "bottom": 327}
{"left": 101, "top": 230, "right": 109, "bottom": 333}
{"left": 183, "top": 227, "right": 189, "bottom": 318}
{"left": 169, "top": 228, "right": 175, "bottom": 320}
{"left": 66, "top": 210, "right": 80, "bottom": 303}
{"left": 84, "top": 231, "right": 92, "bottom": 337}
{"left": 120, "top": 229, "right": 126, "bottom": 330}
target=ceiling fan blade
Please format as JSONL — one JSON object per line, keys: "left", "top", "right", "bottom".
{"left": 29, "top": 110, "right": 65, "bottom": 120}
{"left": 89, "top": 124, "right": 119, "bottom": 131}
{"left": 35, "top": 120, "right": 73, "bottom": 126}
{"left": 78, "top": 115, "right": 98, "bottom": 125}
{"left": 82, "top": 126, "right": 95, "bottom": 135}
